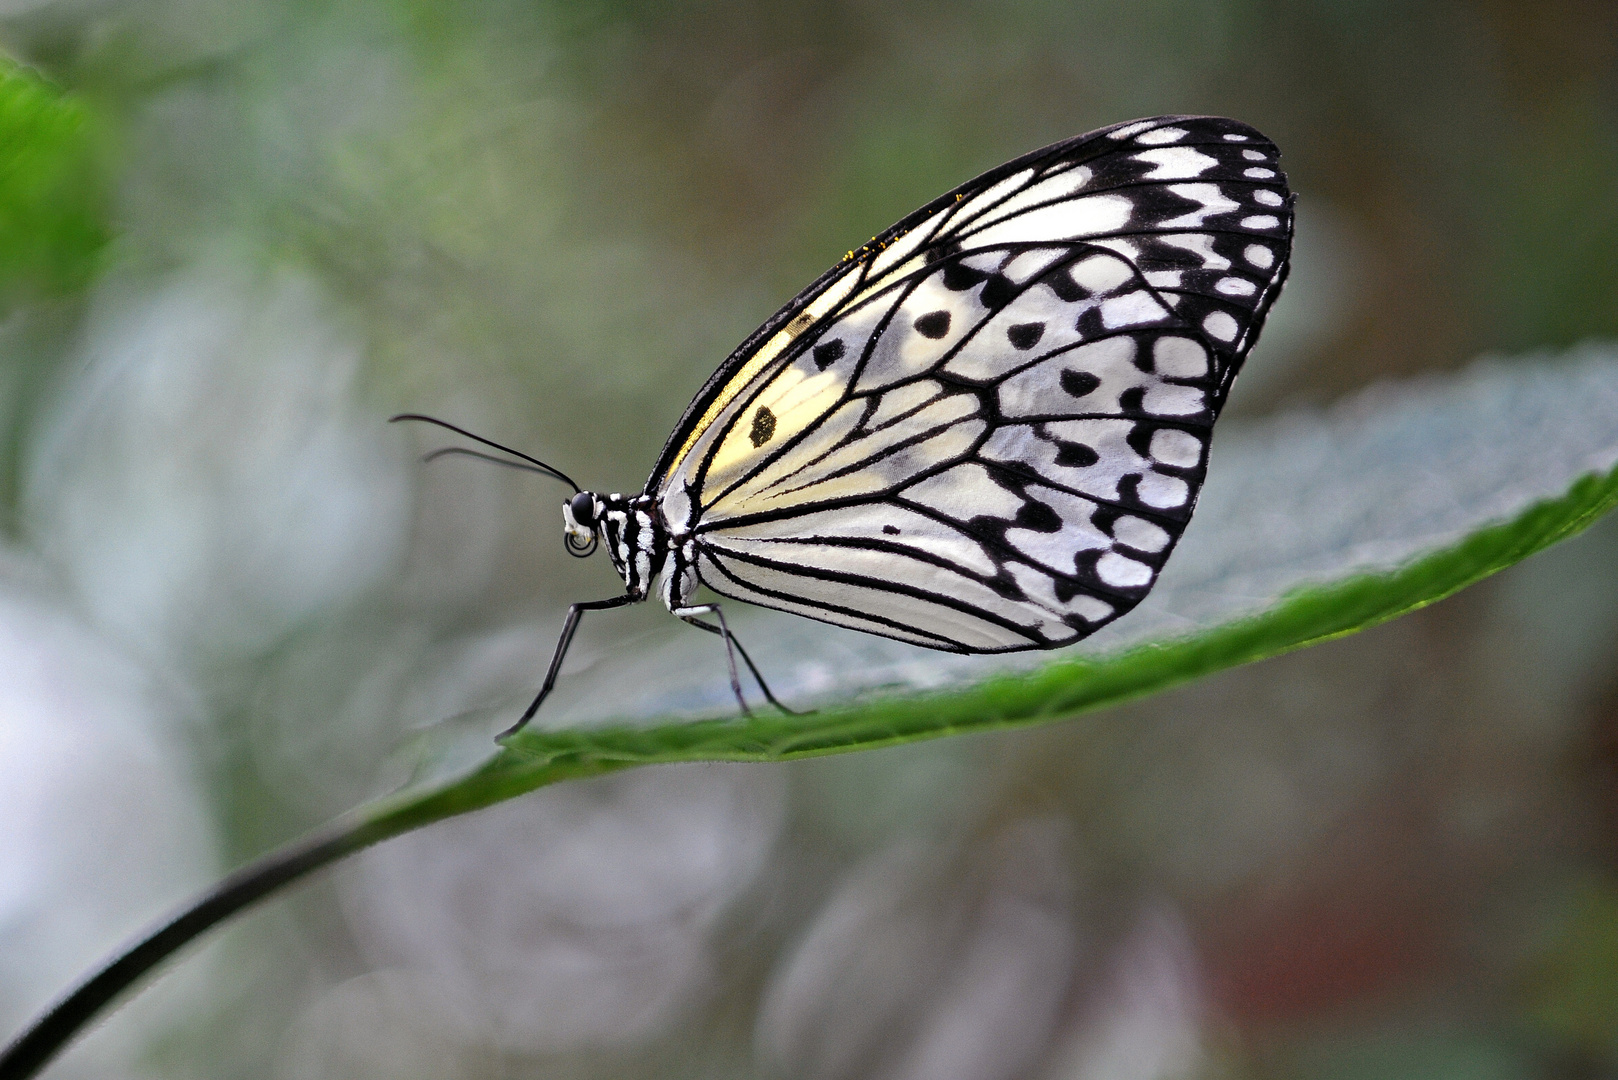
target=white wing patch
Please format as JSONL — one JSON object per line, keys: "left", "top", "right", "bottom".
{"left": 967, "top": 194, "right": 1135, "bottom": 247}
{"left": 652, "top": 116, "right": 1293, "bottom": 653}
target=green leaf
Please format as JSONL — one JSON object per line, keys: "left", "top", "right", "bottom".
{"left": 379, "top": 345, "right": 1618, "bottom": 809}
{"left": 0, "top": 57, "right": 110, "bottom": 301}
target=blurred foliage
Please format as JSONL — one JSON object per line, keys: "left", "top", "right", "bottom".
{"left": 0, "top": 57, "right": 106, "bottom": 304}
{"left": 1522, "top": 880, "right": 1618, "bottom": 1059}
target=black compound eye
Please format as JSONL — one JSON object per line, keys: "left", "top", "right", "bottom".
{"left": 569, "top": 491, "right": 597, "bottom": 527}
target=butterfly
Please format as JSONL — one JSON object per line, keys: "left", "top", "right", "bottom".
{"left": 397, "top": 115, "right": 1293, "bottom": 737}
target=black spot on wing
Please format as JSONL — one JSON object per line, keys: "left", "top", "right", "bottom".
{"left": 1052, "top": 577, "right": 1084, "bottom": 604}
{"left": 1125, "top": 423, "right": 1154, "bottom": 459}
{"left": 942, "top": 262, "right": 988, "bottom": 291}
{"left": 1048, "top": 272, "right": 1086, "bottom": 303}
{"left": 1073, "top": 306, "right": 1106, "bottom": 338}
{"left": 979, "top": 274, "right": 1018, "bottom": 311}
{"left": 812, "top": 339, "right": 846, "bottom": 370}
{"left": 914, "top": 310, "right": 952, "bottom": 338}
{"left": 1054, "top": 440, "right": 1099, "bottom": 468}
{"left": 1007, "top": 322, "right": 1045, "bottom": 350}
{"left": 1060, "top": 369, "right": 1100, "bottom": 399}
{"left": 749, "top": 406, "right": 776, "bottom": 448}
{"left": 1013, "top": 498, "right": 1062, "bottom": 533}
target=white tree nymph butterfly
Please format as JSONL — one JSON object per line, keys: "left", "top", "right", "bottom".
{"left": 397, "top": 115, "right": 1294, "bottom": 737}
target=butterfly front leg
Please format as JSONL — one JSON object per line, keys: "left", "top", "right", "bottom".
{"left": 501, "top": 593, "right": 640, "bottom": 739}
{"left": 672, "top": 603, "right": 804, "bottom": 717}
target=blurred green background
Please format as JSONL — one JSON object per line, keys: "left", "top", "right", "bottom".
{"left": 2, "top": 2, "right": 1618, "bottom": 1079}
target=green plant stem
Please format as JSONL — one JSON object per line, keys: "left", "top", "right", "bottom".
{"left": 0, "top": 756, "right": 631, "bottom": 1080}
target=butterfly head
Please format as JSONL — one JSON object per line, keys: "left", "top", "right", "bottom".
{"left": 563, "top": 491, "right": 602, "bottom": 557}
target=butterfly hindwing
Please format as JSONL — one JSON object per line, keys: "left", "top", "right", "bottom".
{"left": 653, "top": 116, "right": 1293, "bottom": 653}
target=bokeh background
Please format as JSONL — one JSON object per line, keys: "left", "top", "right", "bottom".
{"left": 3, "top": 1, "right": 1618, "bottom": 1078}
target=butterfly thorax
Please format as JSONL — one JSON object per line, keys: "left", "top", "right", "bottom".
{"left": 564, "top": 491, "right": 669, "bottom": 603}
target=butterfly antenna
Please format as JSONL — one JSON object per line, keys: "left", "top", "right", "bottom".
{"left": 390, "top": 414, "right": 582, "bottom": 493}
{"left": 422, "top": 446, "right": 572, "bottom": 478}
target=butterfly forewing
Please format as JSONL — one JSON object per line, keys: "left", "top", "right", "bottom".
{"left": 652, "top": 116, "right": 1293, "bottom": 654}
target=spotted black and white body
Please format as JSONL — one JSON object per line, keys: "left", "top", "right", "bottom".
{"left": 408, "top": 115, "right": 1294, "bottom": 736}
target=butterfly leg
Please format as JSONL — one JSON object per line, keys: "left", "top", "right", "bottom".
{"left": 501, "top": 594, "right": 637, "bottom": 739}
{"left": 674, "top": 605, "right": 807, "bottom": 716}
{"left": 672, "top": 604, "right": 753, "bottom": 716}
